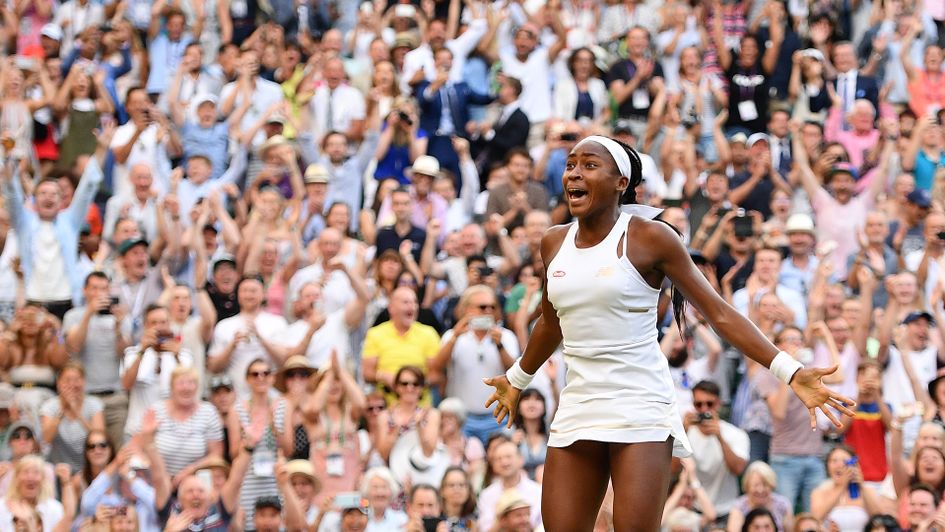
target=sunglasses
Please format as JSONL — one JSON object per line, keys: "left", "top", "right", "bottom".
{"left": 86, "top": 441, "right": 109, "bottom": 451}
{"left": 397, "top": 380, "right": 421, "bottom": 388}
{"left": 693, "top": 401, "right": 716, "bottom": 409}
{"left": 10, "top": 430, "right": 32, "bottom": 440}
{"left": 285, "top": 370, "right": 311, "bottom": 379}
{"left": 367, "top": 405, "right": 386, "bottom": 412}
{"left": 476, "top": 304, "right": 495, "bottom": 311}
{"left": 248, "top": 370, "right": 272, "bottom": 379}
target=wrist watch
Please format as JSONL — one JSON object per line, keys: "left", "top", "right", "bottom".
{"left": 499, "top": 228, "right": 509, "bottom": 237}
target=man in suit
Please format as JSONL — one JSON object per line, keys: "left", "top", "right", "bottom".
{"left": 472, "top": 75, "right": 531, "bottom": 176}
{"left": 415, "top": 47, "right": 494, "bottom": 184}
{"left": 832, "top": 41, "right": 880, "bottom": 129}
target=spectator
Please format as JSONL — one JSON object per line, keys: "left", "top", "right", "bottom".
{"left": 39, "top": 363, "right": 105, "bottom": 473}
{"left": 207, "top": 275, "right": 288, "bottom": 397}
{"left": 439, "top": 466, "right": 479, "bottom": 528}
{"left": 150, "top": 367, "right": 223, "bottom": 478}
{"left": 0, "top": 456, "right": 73, "bottom": 531}
{"left": 437, "top": 398, "right": 487, "bottom": 487}
{"left": 476, "top": 75, "right": 530, "bottom": 175}
{"left": 375, "top": 366, "right": 441, "bottom": 464}
{"left": 727, "top": 462, "right": 793, "bottom": 532}
{"left": 511, "top": 389, "right": 549, "bottom": 482}
{"left": 431, "top": 284, "right": 518, "bottom": 445}
{"left": 477, "top": 438, "right": 542, "bottom": 531}
{"left": 361, "top": 288, "right": 439, "bottom": 394}
{"left": 485, "top": 149, "right": 550, "bottom": 230}
{"left": 809, "top": 445, "right": 882, "bottom": 529}
{"left": 120, "top": 303, "right": 194, "bottom": 439}
{"left": 684, "top": 380, "right": 750, "bottom": 516}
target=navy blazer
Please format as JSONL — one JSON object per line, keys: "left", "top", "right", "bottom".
{"left": 415, "top": 80, "right": 494, "bottom": 138}
{"left": 832, "top": 73, "right": 880, "bottom": 114}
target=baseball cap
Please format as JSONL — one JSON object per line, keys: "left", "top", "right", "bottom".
{"left": 827, "top": 162, "right": 860, "bottom": 181}
{"left": 254, "top": 496, "right": 282, "bottom": 512}
{"left": 728, "top": 132, "right": 749, "bottom": 145}
{"left": 212, "top": 254, "right": 237, "bottom": 271}
{"left": 393, "top": 32, "right": 419, "bottom": 50}
{"left": 747, "top": 133, "right": 770, "bottom": 148}
{"left": 117, "top": 238, "right": 148, "bottom": 256}
{"left": 8, "top": 421, "right": 34, "bottom": 438}
{"left": 800, "top": 48, "right": 825, "bottom": 62}
{"left": 194, "top": 94, "right": 217, "bottom": 107}
{"left": 209, "top": 374, "right": 234, "bottom": 391}
{"left": 903, "top": 311, "right": 935, "bottom": 325}
{"left": 907, "top": 188, "right": 932, "bottom": 208}
{"left": 40, "top": 24, "right": 63, "bottom": 42}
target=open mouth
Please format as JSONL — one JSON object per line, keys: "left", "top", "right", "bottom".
{"left": 566, "top": 188, "right": 588, "bottom": 200}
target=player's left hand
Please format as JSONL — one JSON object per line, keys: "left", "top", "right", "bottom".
{"left": 789, "top": 365, "right": 857, "bottom": 429}
{"left": 484, "top": 375, "right": 521, "bottom": 428}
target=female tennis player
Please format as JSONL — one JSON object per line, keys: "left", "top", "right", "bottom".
{"left": 484, "top": 135, "right": 855, "bottom": 531}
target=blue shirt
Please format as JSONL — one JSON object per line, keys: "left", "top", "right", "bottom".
{"left": 146, "top": 33, "right": 193, "bottom": 94}
{"left": 3, "top": 159, "right": 102, "bottom": 305}
{"left": 181, "top": 122, "right": 230, "bottom": 180}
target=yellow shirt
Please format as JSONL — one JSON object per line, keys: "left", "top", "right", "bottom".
{"left": 362, "top": 321, "right": 440, "bottom": 403}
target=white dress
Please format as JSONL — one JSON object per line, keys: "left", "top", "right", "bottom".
{"left": 544, "top": 210, "right": 692, "bottom": 457}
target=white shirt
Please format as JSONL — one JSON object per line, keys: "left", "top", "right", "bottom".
{"left": 53, "top": 0, "right": 105, "bottom": 53}
{"left": 883, "top": 344, "right": 939, "bottom": 413}
{"left": 0, "top": 232, "right": 17, "bottom": 304}
{"left": 287, "top": 263, "right": 354, "bottom": 314}
{"left": 103, "top": 194, "right": 159, "bottom": 243}
{"left": 27, "top": 222, "right": 71, "bottom": 301}
{"left": 219, "top": 78, "right": 285, "bottom": 147}
{"left": 498, "top": 47, "right": 553, "bottom": 124}
{"left": 442, "top": 328, "right": 520, "bottom": 415}
{"left": 905, "top": 249, "right": 943, "bottom": 310}
{"left": 109, "top": 122, "right": 167, "bottom": 199}
{"left": 400, "top": 19, "right": 489, "bottom": 94}
{"left": 283, "top": 310, "right": 351, "bottom": 370}
{"left": 477, "top": 474, "right": 542, "bottom": 532}
{"left": 208, "top": 312, "right": 288, "bottom": 397}
{"left": 121, "top": 346, "right": 194, "bottom": 437}
{"left": 686, "top": 420, "right": 750, "bottom": 515}
{"left": 308, "top": 83, "right": 366, "bottom": 141}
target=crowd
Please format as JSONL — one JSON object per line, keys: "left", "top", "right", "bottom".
{"left": 0, "top": 0, "right": 944, "bottom": 530}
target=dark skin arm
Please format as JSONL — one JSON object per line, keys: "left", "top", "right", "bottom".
{"left": 484, "top": 225, "right": 567, "bottom": 426}
{"left": 633, "top": 218, "right": 856, "bottom": 427}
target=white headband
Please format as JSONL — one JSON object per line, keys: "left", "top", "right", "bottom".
{"left": 575, "top": 135, "right": 633, "bottom": 178}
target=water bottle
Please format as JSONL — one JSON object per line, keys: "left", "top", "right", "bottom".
{"left": 846, "top": 457, "right": 860, "bottom": 499}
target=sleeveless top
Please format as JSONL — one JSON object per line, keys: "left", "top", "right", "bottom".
{"left": 544, "top": 210, "right": 691, "bottom": 456}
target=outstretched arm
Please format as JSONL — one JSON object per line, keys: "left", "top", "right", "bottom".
{"left": 643, "top": 219, "right": 856, "bottom": 427}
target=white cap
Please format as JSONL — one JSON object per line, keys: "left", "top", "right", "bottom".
{"left": 785, "top": 213, "right": 816, "bottom": 235}
{"left": 40, "top": 23, "right": 63, "bottom": 42}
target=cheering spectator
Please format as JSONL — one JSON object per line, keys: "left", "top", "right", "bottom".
{"left": 40, "top": 363, "right": 105, "bottom": 473}
{"left": 150, "top": 367, "right": 223, "bottom": 478}
{"left": 477, "top": 438, "right": 541, "bottom": 531}
{"left": 726, "top": 462, "right": 793, "bottom": 532}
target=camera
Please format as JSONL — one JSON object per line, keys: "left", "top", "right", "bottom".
{"left": 99, "top": 296, "right": 120, "bottom": 315}
{"left": 733, "top": 210, "right": 754, "bottom": 238}
{"left": 937, "top": 231, "right": 945, "bottom": 241}
{"left": 477, "top": 266, "right": 494, "bottom": 278}
{"left": 397, "top": 110, "right": 412, "bottom": 126}
{"left": 560, "top": 132, "right": 578, "bottom": 141}
{"left": 698, "top": 412, "right": 714, "bottom": 423}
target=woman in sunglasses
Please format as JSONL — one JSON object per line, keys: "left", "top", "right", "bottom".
{"left": 375, "top": 366, "right": 440, "bottom": 465}
{"left": 234, "top": 358, "right": 290, "bottom": 528}
{"left": 809, "top": 445, "right": 881, "bottom": 532}
{"left": 74, "top": 431, "right": 114, "bottom": 496}
{"left": 0, "top": 423, "right": 53, "bottom": 496}
{"left": 305, "top": 350, "right": 366, "bottom": 500}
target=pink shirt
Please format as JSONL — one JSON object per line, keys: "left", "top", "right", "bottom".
{"left": 810, "top": 187, "right": 874, "bottom": 279}
{"left": 825, "top": 106, "right": 881, "bottom": 170}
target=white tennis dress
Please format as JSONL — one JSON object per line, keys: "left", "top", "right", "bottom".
{"left": 544, "top": 209, "right": 692, "bottom": 457}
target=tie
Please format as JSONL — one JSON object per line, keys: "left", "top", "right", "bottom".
{"left": 779, "top": 139, "right": 791, "bottom": 176}
{"left": 326, "top": 89, "right": 334, "bottom": 131}
{"left": 840, "top": 74, "right": 853, "bottom": 131}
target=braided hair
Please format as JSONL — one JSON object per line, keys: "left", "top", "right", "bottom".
{"left": 608, "top": 137, "right": 687, "bottom": 329}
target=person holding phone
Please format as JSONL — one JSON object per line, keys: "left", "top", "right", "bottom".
{"left": 120, "top": 304, "right": 193, "bottom": 441}
{"left": 484, "top": 135, "right": 852, "bottom": 530}
{"left": 430, "top": 285, "right": 519, "bottom": 446}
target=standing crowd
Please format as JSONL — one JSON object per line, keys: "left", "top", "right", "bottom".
{"left": 0, "top": 0, "right": 944, "bottom": 530}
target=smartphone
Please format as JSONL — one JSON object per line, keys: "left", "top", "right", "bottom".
{"left": 477, "top": 266, "right": 494, "bottom": 278}
{"left": 334, "top": 491, "right": 363, "bottom": 509}
{"left": 560, "top": 132, "right": 578, "bottom": 141}
{"left": 733, "top": 214, "right": 754, "bottom": 238}
{"left": 98, "top": 296, "right": 120, "bottom": 315}
{"left": 422, "top": 517, "right": 443, "bottom": 532}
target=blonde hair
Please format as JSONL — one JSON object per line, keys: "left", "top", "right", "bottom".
{"left": 741, "top": 461, "right": 777, "bottom": 492}
{"left": 170, "top": 366, "right": 200, "bottom": 386}
{"left": 7, "top": 455, "right": 53, "bottom": 503}
{"left": 456, "top": 284, "right": 497, "bottom": 317}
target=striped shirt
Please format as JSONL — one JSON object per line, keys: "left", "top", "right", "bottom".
{"left": 236, "top": 398, "right": 286, "bottom": 530}
{"left": 154, "top": 401, "right": 223, "bottom": 476}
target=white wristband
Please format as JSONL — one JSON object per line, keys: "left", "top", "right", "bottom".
{"left": 505, "top": 360, "right": 535, "bottom": 390}
{"left": 770, "top": 350, "right": 804, "bottom": 384}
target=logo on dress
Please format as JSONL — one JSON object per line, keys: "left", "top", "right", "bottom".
{"left": 552, "top": 270, "right": 566, "bottom": 277}
{"left": 595, "top": 266, "right": 614, "bottom": 278}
